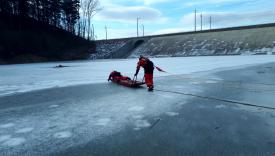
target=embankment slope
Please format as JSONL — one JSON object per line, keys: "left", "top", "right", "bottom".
{"left": 0, "top": 14, "right": 96, "bottom": 64}
{"left": 95, "top": 24, "right": 275, "bottom": 59}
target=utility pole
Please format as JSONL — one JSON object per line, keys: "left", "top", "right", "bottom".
{"left": 194, "top": 9, "right": 197, "bottom": 31}
{"left": 105, "top": 25, "right": 108, "bottom": 41}
{"left": 210, "top": 16, "right": 212, "bottom": 30}
{"left": 200, "top": 13, "right": 203, "bottom": 31}
{"left": 142, "top": 24, "right": 144, "bottom": 36}
{"left": 137, "top": 17, "right": 140, "bottom": 37}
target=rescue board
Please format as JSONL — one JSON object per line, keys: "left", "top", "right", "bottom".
{"left": 111, "top": 79, "right": 145, "bottom": 88}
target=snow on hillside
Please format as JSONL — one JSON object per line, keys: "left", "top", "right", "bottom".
{"left": 93, "top": 26, "right": 275, "bottom": 59}
{"left": 91, "top": 40, "right": 126, "bottom": 59}
{"left": 130, "top": 27, "right": 275, "bottom": 58}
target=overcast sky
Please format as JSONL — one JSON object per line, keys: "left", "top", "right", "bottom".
{"left": 92, "top": 0, "right": 275, "bottom": 40}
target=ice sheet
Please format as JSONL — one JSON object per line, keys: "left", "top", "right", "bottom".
{"left": 0, "top": 55, "right": 275, "bottom": 96}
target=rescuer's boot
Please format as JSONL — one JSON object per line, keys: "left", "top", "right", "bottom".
{"left": 148, "top": 86, "right": 154, "bottom": 92}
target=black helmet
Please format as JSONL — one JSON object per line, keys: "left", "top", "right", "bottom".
{"left": 139, "top": 55, "right": 145, "bottom": 60}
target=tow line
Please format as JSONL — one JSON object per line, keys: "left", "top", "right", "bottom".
{"left": 155, "top": 89, "right": 275, "bottom": 110}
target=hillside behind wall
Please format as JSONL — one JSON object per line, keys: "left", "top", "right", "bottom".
{"left": 94, "top": 24, "right": 275, "bottom": 59}
{"left": 91, "top": 40, "right": 128, "bottom": 59}
{"left": 130, "top": 25, "right": 275, "bottom": 57}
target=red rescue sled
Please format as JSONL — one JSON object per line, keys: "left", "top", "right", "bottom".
{"left": 111, "top": 77, "right": 145, "bottom": 88}
{"left": 108, "top": 71, "right": 145, "bottom": 88}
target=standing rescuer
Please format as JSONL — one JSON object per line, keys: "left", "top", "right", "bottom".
{"left": 135, "top": 55, "right": 154, "bottom": 91}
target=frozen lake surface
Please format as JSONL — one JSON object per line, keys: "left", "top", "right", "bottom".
{"left": 1, "top": 56, "right": 275, "bottom": 156}
{"left": 1, "top": 55, "right": 275, "bottom": 96}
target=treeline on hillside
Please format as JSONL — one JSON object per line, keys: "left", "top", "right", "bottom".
{"left": 0, "top": 0, "right": 99, "bottom": 39}
{"left": 0, "top": 0, "right": 99, "bottom": 64}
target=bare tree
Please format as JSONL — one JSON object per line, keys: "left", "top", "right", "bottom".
{"left": 80, "top": 0, "right": 100, "bottom": 40}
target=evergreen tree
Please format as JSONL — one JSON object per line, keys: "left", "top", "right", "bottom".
{"left": 18, "top": 0, "right": 28, "bottom": 17}
{"left": 1, "top": 0, "right": 98, "bottom": 37}
{"left": 50, "top": 0, "right": 62, "bottom": 27}
{"left": 62, "top": 0, "right": 80, "bottom": 33}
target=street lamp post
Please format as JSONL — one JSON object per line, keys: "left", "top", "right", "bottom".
{"left": 142, "top": 24, "right": 144, "bottom": 36}
{"left": 137, "top": 17, "right": 140, "bottom": 37}
{"left": 210, "top": 16, "right": 212, "bottom": 30}
{"left": 200, "top": 13, "right": 203, "bottom": 31}
{"left": 105, "top": 25, "right": 108, "bottom": 41}
{"left": 194, "top": 9, "right": 197, "bottom": 31}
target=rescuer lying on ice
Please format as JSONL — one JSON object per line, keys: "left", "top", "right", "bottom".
{"left": 135, "top": 55, "right": 154, "bottom": 91}
{"left": 108, "top": 71, "right": 131, "bottom": 82}
{"left": 108, "top": 70, "right": 145, "bottom": 88}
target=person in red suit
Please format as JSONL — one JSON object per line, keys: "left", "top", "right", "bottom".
{"left": 135, "top": 55, "right": 154, "bottom": 91}
{"left": 108, "top": 71, "right": 130, "bottom": 82}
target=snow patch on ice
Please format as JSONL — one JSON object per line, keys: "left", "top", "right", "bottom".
{"left": 95, "top": 118, "right": 111, "bottom": 126}
{"left": 2, "top": 138, "right": 26, "bottom": 146}
{"left": 190, "top": 81, "right": 200, "bottom": 85}
{"left": 53, "top": 131, "right": 72, "bottom": 139}
{"left": 0, "top": 135, "right": 11, "bottom": 142}
{"left": 177, "top": 101, "right": 187, "bottom": 106}
{"left": 49, "top": 105, "right": 59, "bottom": 108}
{"left": 165, "top": 112, "right": 179, "bottom": 116}
{"left": 161, "top": 94, "right": 175, "bottom": 99}
{"left": 132, "top": 115, "right": 144, "bottom": 119}
{"left": 128, "top": 106, "right": 144, "bottom": 112}
{"left": 15, "top": 127, "right": 34, "bottom": 133}
{"left": 205, "top": 80, "right": 219, "bottom": 84}
{"left": 0, "top": 123, "right": 15, "bottom": 128}
{"left": 210, "top": 77, "right": 223, "bottom": 81}
{"left": 134, "top": 119, "right": 151, "bottom": 130}
{"left": 241, "top": 115, "right": 248, "bottom": 120}
{"left": 215, "top": 105, "right": 227, "bottom": 109}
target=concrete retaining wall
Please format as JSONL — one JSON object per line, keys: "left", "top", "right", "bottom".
{"left": 94, "top": 23, "right": 275, "bottom": 59}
